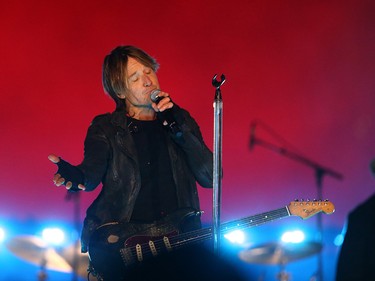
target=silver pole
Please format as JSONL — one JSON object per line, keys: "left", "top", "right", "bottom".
{"left": 211, "top": 74, "right": 225, "bottom": 254}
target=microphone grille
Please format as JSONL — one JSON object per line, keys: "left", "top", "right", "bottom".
{"left": 150, "top": 89, "right": 161, "bottom": 103}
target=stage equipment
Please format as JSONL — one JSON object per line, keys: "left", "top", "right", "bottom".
{"left": 212, "top": 74, "right": 226, "bottom": 254}
{"left": 65, "top": 190, "right": 83, "bottom": 281}
{"left": 239, "top": 241, "right": 322, "bottom": 281}
{"left": 5, "top": 235, "right": 72, "bottom": 280}
{"left": 248, "top": 120, "right": 343, "bottom": 281}
{"left": 60, "top": 243, "right": 89, "bottom": 279}
{"left": 6, "top": 235, "right": 89, "bottom": 280}
{"left": 239, "top": 241, "right": 322, "bottom": 265}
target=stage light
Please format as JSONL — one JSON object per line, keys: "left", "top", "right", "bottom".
{"left": 224, "top": 230, "right": 245, "bottom": 244}
{"left": 334, "top": 222, "right": 347, "bottom": 246}
{"left": 41, "top": 227, "right": 65, "bottom": 246}
{"left": 281, "top": 230, "right": 305, "bottom": 243}
{"left": 334, "top": 233, "right": 344, "bottom": 246}
{"left": 0, "top": 227, "right": 4, "bottom": 243}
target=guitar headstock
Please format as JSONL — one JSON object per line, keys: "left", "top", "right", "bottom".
{"left": 288, "top": 199, "right": 335, "bottom": 219}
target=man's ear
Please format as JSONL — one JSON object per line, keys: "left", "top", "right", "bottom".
{"left": 117, "top": 92, "right": 126, "bottom": 99}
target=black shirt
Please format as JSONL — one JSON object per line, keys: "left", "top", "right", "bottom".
{"left": 128, "top": 117, "right": 178, "bottom": 222}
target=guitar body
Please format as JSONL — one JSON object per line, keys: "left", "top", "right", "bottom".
{"left": 88, "top": 208, "right": 201, "bottom": 280}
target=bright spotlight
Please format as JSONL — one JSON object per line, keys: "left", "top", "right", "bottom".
{"left": 42, "top": 227, "right": 65, "bottom": 246}
{"left": 334, "top": 234, "right": 345, "bottom": 246}
{"left": 0, "top": 227, "right": 5, "bottom": 243}
{"left": 224, "top": 230, "right": 245, "bottom": 244}
{"left": 334, "top": 222, "right": 347, "bottom": 246}
{"left": 281, "top": 230, "right": 305, "bottom": 243}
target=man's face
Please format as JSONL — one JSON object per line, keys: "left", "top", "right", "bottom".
{"left": 122, "top": 57, "right": 159, "bottom": 108}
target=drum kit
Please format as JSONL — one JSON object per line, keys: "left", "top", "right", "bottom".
{"left": 5, "top": 233, "right": 321, "bottom": 281}
{"left": 239, "top": 241, "right": 322, "bottom": 281}
{"left": 5, "top": 235, "right": 89, "bottom": 280}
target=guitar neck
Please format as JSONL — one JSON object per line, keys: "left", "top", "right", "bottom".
{"left": 221, "top": 206, "right": 290, "bottom": 233}
{"left": 168, "top": 206, "right": 290, "bottom": 250}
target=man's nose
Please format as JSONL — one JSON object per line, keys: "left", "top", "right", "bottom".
{"left": 143, "top": 76, "right": 152, "bottom": 87}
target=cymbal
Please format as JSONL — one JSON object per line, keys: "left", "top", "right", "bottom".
{"left": 5, "top": 235, "right": 72, "bottom": 272}
{"left": 60, "top": 242, "right": 89, "bottom": 278}
{"left": 239, "top": 241, "right": 322, "bottom": 265}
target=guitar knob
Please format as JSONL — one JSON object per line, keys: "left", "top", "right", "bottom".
{"left": 107, "top": 235, "right": 119, "bottom": 244}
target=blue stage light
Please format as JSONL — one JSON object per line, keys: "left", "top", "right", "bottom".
{"left": 0, "top": 227, "right": 4, "bottom": 243}
{"left": 334, "top": 233, "right": 344, "bottom": 246}
{"left": 334, "top": 222, "right": 347, "bottom": 246}
{"left": 224, "top": 229, "right": 246, "bottom": 244}
{"left": 281, "top": 230, "right": 305, "bottom": 243}
{"left": 41, "top": 227, "right": 65, "bottom": 246}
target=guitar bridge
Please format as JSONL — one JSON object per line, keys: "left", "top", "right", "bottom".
{"left": 120, "top": 247, "right": 135, "bottom": 266}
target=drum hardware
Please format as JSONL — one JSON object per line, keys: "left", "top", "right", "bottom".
{"left": 60, "top": 242, "right": 90, "bottom": 279}
{"left": 5, "top": 235, "right": 89, "bottom": 280}
{"left": 239, "top": 241, "right": 322, "bottom": 281}
{"left": 248, "top": 119, "right": 343, "bottom": 281}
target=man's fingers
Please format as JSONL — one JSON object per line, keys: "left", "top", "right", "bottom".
{"left": 48, "top": 154, "right": 60, "bottom": 164}
{"left": 154, "top": 96, "right": 173, "bottom": 112}
{"left": 53, "top": 174, "right": 61, "bottom": 183}
{"left": 52, "top": 174, "right": 66, "bottom": 186}
{"left": 65, "top": 181, "right": 73, "bottom": 190}
{"left": 55, "top": 178, "right": 65, "bottom": 186}
{"left": 49, "top": 155, "right": 84, "bottom": 191}
{"left": 158, "top": 102, "right": 173, "bottom": 112}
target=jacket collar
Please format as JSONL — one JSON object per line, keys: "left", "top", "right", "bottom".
{"left": 110, "top": 110, "right": 129, "bottom": 130}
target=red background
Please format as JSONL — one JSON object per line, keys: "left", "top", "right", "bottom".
{"left": 1, "top": 0, "right": 375, "bottom": 280}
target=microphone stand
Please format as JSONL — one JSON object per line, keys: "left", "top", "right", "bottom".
{"left": 251, "top": 137, "right": 343, "bottom": 281}
{"left": 211, "top": 74, "right": 225, "bottom": 254}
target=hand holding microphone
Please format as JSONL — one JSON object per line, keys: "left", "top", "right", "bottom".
{"left": 150, "top": 89, "right": 174, "bottom": 121}
{"left": 151, "top": 89, "right": 182, "bottom": 137}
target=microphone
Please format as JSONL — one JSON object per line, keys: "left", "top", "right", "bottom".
{"left": 151, "top": 89, "right": 182, "bottom": 137}
{"left": 249, "top": 122, "right": 257, "bottom": 151}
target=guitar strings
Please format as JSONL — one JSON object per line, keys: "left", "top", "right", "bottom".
{"left": 122, "top": 207, "right": 290, "bottom": 261}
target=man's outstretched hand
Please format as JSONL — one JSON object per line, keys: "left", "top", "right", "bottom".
{"left": 48, "top": 154, "right": 86, "bottom": 191}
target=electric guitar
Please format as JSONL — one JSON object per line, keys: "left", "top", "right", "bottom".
{"left": 88, "top": 200, "right": 335, "bottom": 279}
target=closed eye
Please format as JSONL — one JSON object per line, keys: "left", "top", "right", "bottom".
{"left": 129, "top": 73, "right": 139, "bottom": 82}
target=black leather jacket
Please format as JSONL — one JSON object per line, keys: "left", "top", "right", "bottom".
{"left": 77, "top": 105, "right": 213, "bottom": 252}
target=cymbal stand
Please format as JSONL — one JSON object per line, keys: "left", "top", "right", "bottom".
{"left": 250, "top": 137, "right": 343, "bottom": 281}
{"left": 276, "top": 268, "right": 290, "bottom": 281}
{"left": 37, "top": 258, "right": 47, "bottom": 281}
{"left": 65, "top": 191, "right": 81, "bottom": 281}
{"left": 211, "top": 74, "right": 226, "bottom": 254}
{"left": 276, "top": 260, "right": 290, "bottom": 281}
